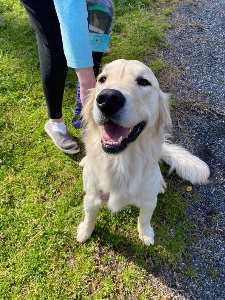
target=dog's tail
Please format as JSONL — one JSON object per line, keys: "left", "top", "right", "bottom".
{"left": 161, "top": 142, "right": 210, "bottom": 185}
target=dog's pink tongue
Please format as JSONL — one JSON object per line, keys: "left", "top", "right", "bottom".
{"left": 102, "top": 121, "right": 130, "bottom": 142}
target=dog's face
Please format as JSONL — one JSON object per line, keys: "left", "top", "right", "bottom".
{"left": 85, "top": 59, "right": 171, "bottom": 154}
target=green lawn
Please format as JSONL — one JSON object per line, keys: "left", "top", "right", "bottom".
{"left": 0, "top": 1, "right": 193, "bottom": 299}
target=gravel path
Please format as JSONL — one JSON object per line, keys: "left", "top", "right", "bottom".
{"left": 158, "top": 0, "right": 225, "bottom": 299}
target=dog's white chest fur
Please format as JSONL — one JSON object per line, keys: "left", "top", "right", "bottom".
{"left": 83, "top": 140, "right": 162, "bottom": 213}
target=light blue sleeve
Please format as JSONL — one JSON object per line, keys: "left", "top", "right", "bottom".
{"left": 53, "top": 0, "right": 93, "bottom": 69}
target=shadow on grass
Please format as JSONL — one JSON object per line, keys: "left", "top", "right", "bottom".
{"left": 79, "top": 186, "right": 189, "bottom": 269}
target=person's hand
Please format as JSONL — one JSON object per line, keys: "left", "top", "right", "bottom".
{"left": 75, "top": 67, "right": 96, "bottom": 105}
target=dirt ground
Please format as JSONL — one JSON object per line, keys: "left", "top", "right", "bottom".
{"left": 155, "top": 0, "right": 225, "bottom": 299}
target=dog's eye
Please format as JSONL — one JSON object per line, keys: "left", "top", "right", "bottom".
{"left": 98, "top": 76, "right": 107, "bottom": 83}
{"left": 136, "top": 77, "right": 151, "bottom": 87}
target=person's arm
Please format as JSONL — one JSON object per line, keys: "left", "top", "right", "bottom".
{"left": 53, "top": 0, "right": 96, "bottom": 103}
{"left": 76, "top": 67, "right": 96, "bottom": 104}
{"left": 53, "top": 0, "right": 93, "bottom": 69}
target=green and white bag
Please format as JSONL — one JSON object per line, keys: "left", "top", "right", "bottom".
{"left": 87, "top": 0, "right": 114, "bottom": 52}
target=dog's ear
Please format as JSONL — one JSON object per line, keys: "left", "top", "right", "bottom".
{"left": 157, "top": 90, "right": 172, "bottom": 133}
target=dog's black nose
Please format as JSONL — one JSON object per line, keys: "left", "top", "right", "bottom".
{"left": 96, "top": 89, "right": 125, "bottom": 115}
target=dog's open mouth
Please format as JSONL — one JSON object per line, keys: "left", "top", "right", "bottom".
{"left": 101, "top": 120, "right": 146, "bottom": 154}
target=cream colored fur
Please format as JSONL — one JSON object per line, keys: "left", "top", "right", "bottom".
{"left": 77, "top": 59, "right": 210, "bottom": 245}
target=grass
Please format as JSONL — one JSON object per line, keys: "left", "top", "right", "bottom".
{"left": 0, "top": 0, "right": 195, "bottom": 299}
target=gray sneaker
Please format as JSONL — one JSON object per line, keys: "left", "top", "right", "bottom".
{"left": 44, "top": 121, "right": 80, "bottom": 154}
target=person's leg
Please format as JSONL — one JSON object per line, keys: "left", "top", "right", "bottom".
{"left": 20, "top": 0, "right": 79, "bottom": 154}
{"left": 93, "top": 52, "right": 104, "bottom": 78}
{"left": 21, "top": 0, "right": 67, "bottom": 119}
{"left": 72, "top": 52, "right": 103, "bottom": 129}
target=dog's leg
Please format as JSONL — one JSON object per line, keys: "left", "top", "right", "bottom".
{"left": 77, "top": 194, "right": 102, "bottom": 243}
{"left": 138, "top": 198, "right": 157, "bottom": 246}
{"left": 160, "top": 177, "right": 167, "bottom": 194}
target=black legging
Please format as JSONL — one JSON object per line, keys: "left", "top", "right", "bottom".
{"left": 20, "top": 0, "right": 103, "bottom": 119}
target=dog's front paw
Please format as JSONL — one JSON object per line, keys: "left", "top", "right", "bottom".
{"left": 139, "top": 234, "right": 154, "bottom": 246}
{"left": 138, "top": 225, "right": 154, "bottom": 246}
{"left": 79, "top": 156, "right": 87, "bottom": 168}
{"left": 77, "top": 221, "right": 94, "bottom": 243}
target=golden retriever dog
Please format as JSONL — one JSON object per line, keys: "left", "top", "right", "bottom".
{"left": 77, "top": 59, "right": 210, "bottom": 246}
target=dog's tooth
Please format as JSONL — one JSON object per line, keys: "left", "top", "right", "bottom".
{"left": 118, "top": 136, "right": 123, "bottom": 144}
{"left": 105, "top": 140, "right": 122, "bottom": 146}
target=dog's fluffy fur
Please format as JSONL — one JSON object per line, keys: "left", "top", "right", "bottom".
{"left": 77, "top": 59, "right": 210, "bottom": 245}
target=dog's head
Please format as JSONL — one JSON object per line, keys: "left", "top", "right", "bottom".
{"left": 83, "top": 59, "right": 172, "bottom": 154}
